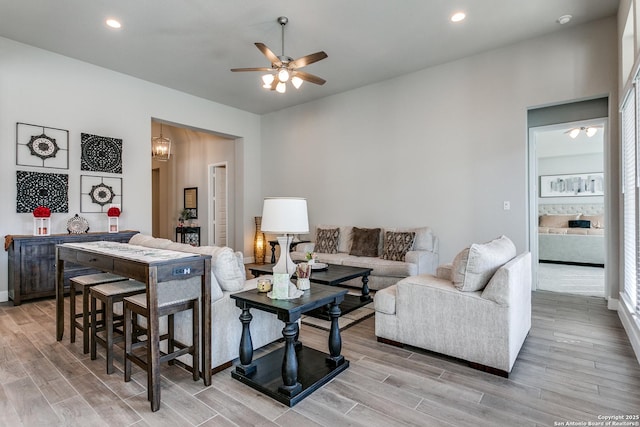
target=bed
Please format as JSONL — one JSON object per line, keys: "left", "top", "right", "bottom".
{"left": 538, "top": 203, "right": 605, "bottom": 266}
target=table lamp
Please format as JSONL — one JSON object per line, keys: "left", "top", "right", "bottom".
{"left": 260, "top": 197, "right": 309, "bottom": 277}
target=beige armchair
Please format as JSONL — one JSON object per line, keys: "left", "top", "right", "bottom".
{"left": 374, "top": 236, "right": 531, "bottom": 376}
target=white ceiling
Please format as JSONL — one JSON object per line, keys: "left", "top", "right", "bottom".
{"left": 0, "top": 0, "right": 619, "bottom": 115}
{"left": 536, "top": 121, "right": 606, "bottom": 158}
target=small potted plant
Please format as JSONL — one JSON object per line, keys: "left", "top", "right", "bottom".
{"left": 178, "top": 209, "right": 192, "bottom": 227}
{"left": 305, "top": 252, "right": 317, "bottom": 265}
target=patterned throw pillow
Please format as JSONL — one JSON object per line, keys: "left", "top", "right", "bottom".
{"left": 381, "top": 231, "right": 416, "bottom": 261}
{"left": 349, "top": 227, "right": 381, "bottom": 257}
{"left": 315, "top": 228, "right": 340, "bottom": 253}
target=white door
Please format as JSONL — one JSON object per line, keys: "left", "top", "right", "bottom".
{"left": 209, "top": 163, "right": 228, "bottom": 246}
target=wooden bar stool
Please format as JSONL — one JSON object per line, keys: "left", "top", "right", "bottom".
{"left": 123, "top": 285, "right": 199, "bottom": 411}
{"left": 90, "top": 280, "right": 146, "bottom": 374}
{"left": 69, "top": 272, "right": 126, "bottom": 353}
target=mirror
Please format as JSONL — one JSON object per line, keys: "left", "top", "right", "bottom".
{"left": 184, "top": 187, "right": 198, "bottom": 219}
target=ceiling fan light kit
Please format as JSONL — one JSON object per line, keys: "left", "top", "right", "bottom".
{"left": 567, "top": 126, "right": 600, "bottom": 139}
{"left": 231, "top": 16, "right": 327, "bottom": 94}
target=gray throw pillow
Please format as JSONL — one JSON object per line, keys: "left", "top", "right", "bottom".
{"left": 381, "top": 231, "right": 416, "bottom": 261}
{"left": 349, "top": 227, "right": 381, "bottom": 257}
{"left": 452, "top": 235, "right": 516, "bottom": 292}
{"left": 315, "top": 228, "right": 340, "bottom": 253}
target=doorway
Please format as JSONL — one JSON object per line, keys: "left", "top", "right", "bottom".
{"left": 151, "top": 120, "right": 237, "bottom": 248}
{"left": 528, "top": 118, "right": 606, "bottom": 297}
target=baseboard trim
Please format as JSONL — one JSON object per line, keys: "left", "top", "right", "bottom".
{"left": 0, "top": 291, "right": 8, "bottom": 303}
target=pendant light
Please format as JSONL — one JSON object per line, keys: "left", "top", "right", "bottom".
{"left": 152, "top": 123, "right": 171, "bottom": 161}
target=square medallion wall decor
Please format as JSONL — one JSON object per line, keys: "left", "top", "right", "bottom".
{"left": 16, "top": 171, "right": 69, "bottom": 213}
{"left": 80, "top": 175, "right": 122, "bottom": 213}
{"left": 81, "top": 133, "right": 122, "bottom": 174}
{"left": 16, "top": 122, "right": 69, "bottom": 169}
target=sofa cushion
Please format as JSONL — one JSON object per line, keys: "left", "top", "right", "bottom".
{"left": 581, "top": 214, "right": 604, "bottom": 229}
{"left": 539, "top": 214, "right": 580, "bottom": 228}
{"left": 381, "top": 231, "right": 416, "bottom": 261}
{"left": 343, "top": 255, "right": 417, "bottom": 277}
{"left": 349, "top": 227, "right": 381, "bottom": 257}
{"left": 452, "top": 235, "right": 516, "bottom": 292}
{"left": 315, "top": 227, "right": 340, "bottom": 254}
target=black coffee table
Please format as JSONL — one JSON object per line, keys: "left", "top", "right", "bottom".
{"left": 230, "top": 284, "right": 349, "bottom": 406}
{"left": 246, "top": 263, "right": 373, "bottom": 320}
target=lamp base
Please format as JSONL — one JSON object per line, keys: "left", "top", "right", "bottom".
{"left": 273, "top": 235, "right": 297, "bottom": 277}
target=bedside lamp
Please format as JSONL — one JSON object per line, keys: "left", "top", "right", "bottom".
{"left": 260, "top": 197, "right": 309, "bottom": 277}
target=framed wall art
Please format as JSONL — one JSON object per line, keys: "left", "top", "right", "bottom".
{"left": 16, "top": 122, "right": 69, "bottom": 169}
{"left": 81, "top": 133, "right": 122, "bottom": 174}
{"left": 539, "top": 172, "right": 604, "bottom": 198}
{"left": 16, "top": 170, "right": 69, "bottom": 213}
{"left": 80, "top": 175, "right": 123, "bottom": 213}
{"left": 184, "top": 187, "right": 198, "bottom": 219}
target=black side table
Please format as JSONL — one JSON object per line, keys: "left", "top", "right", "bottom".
{"left": 230, "top": 284, "right": 349, "bottom": 406}
{"left": 175, "top": 226, "right": 200, "bottom": 246}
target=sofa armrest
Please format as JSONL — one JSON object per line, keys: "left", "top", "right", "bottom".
{"left": 405, "top": 250, "right": 439, "bottom": 275}
{"left": 481, "top": 252, "right": 531, "bottom": 307}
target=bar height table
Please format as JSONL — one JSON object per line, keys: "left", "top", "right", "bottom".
{"left": 55, "top": 241, "right": 212, "bottom": 411}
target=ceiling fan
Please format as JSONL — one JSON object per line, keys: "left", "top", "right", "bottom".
{"left": 564, "top": 125, "right": 603, "bottom": 139}
{"left": 231, "top": 16, "right": 327, "bottom": 93}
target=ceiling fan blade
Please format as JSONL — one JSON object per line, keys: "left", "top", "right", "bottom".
{"left": 270, "top": 75, "right": 280, "bottom": 91}
{"left": 294, "top": 70, "right": 326, "bottom": 85}
{"left": 255, "top": 43, "right": 282, "bottom": 66}
{"left": 230, "top": 67, "right": 273, "bottom": 72}
{"left": 289, "top": 51, "right": 328, "bottom": 69}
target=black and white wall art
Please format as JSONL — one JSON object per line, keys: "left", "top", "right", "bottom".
{"left": 16, "top": 171, "right": 69, "bottom": 213}
{"left": 540, "top": 172, "right": 605, "bottom": 197}
{"left": 80, "top": 175, "right": 123, "bottom": 213}
{"left": 81, "top": 133, "right": 122, "bottom": 174}
{"left": 16, "top": 122, "right": 69, "bottom": 169}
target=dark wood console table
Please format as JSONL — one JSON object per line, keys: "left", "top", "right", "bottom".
{"left": 230, "top": 284, "right": 349, "bottom": 406}
{"left": 55, "top": 241, "right": 212, "bottom": 411}
{"left": 5, "top": 231, "right": 138, "bottom": 305}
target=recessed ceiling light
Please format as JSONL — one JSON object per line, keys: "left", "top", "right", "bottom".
{"left": 557, "top": 15, "right": 572, "bottom": 25}
{"left": 451, "top": 12, "right": 466, "bottom": 23}
{"left": 106, "top": 18, "right": 122, "bottom": 29}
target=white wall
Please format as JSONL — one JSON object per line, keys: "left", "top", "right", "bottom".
{"left": 0, "top": 37, "right": 262, "bottom": 302}
{"left": 261, "top": 18, "right": 618, "bottom": 284}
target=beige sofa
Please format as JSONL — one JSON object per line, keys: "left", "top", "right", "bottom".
{"left": 374, "top": 236, "right": 531, "bottom": 376}
{"left": 128, "top": 234, "right": 284, "bottom": 372}
{"left": 290, "top": 225, "right": 439, "bottom": 291}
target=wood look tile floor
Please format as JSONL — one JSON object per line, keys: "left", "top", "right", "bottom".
{"left": 1, "top": 291, "right": 639, "bottom": 427}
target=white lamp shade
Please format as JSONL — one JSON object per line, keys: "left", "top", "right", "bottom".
{"left": 261, "top": 197, "right": 309, "bottom": 234}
